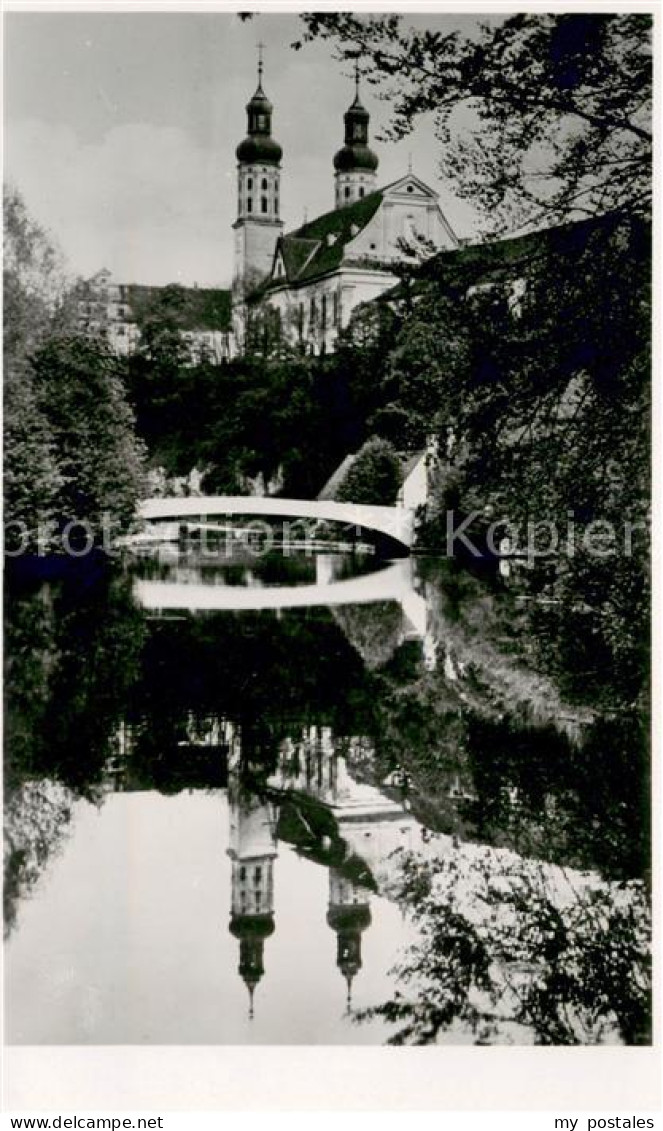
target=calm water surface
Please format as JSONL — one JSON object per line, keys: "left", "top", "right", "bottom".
{"left": 4, "top": 549, "right": 651, "bottom": 1045}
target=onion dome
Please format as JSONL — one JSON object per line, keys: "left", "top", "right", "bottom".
{"left": 229, "top": 912, "right": 275, "bottom": 942}
{"left": 326, "top": 903, "right": 372, "bottom": 934}
{"left": 333, "top": 142, "right": 379, "bottom": 173}
{"left": 230, "top": 913, "right": 275, "bottom": 1019}
{"left": 236, "top": 132, "right": 282, "bottom": 166}
{"left": 327, "top": 902, "right": 372, "bottom": 1008}
{"left": 333, "top": 79, "right": 379, "bottom": 174}
{"left": 236, "top": 58, "right": 282, "bottom": 166}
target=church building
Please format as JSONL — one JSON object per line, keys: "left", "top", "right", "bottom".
{"left": 232, "top": 60, "right": 459, "bottom": 353}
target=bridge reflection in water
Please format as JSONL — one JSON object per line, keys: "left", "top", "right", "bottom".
{"left": 133, "top": 553, "right": 435, "bottom": 668}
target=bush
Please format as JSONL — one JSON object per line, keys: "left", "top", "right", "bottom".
{"left": 336, "top": 436, "right": 402, "bottom": 505}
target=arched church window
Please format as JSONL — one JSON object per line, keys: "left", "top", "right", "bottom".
{"left": 261, "top": 196, "right": 268, "bottom": 213}
{"left": 247, "top": 197, "right": 253, "bottom": 213}
{"left": 353, "top": 124, "right": 364, "bottom": 141}
{"left": 344, "top": 186, "right": 350, "bottom": 200}
{"left": 359, "top": 187, "right": 365, "bottom": 198}
{"left": 257, "top": 114, "right": 267, "bottom": 129}
{"left": 261, "top": 178, "right": 268, "bottom": 191}
{"left": 247, "top": 177, "right": 253, "bottom": 190}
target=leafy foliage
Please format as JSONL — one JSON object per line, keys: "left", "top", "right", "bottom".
{"left": 296, "top": 13, "right": 652, "bottom": 231}
{"left": 359, "top": 849, "right": 651, "bottom": 1045}
{"left": 4, "top": 187, "right": 146, "bottom": 546}
{"left": 31, "top": 336, "right": 146, "bottom": 536}
{"left": 376, "top": 214, "right": 650, "bottom": 701}
{"left": 336, "top": 436, "right": 402, "bottom": 505}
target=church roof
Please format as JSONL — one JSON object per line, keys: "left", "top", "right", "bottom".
{"left": 269, "top": 189, "right": 384, "bottom": 287}
{"left": 379, "top": 211, "right": 647, "bottom": 304}
{"left": 317, "top": 453, "right": 358, "bottom": 501}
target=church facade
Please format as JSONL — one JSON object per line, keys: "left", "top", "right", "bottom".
{"left": 232, "top": 64, "right": 459, "bottom": 353}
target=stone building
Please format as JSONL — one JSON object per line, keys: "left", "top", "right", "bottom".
{"left": 75, "top": 269, "right": 232, "bottom": 363}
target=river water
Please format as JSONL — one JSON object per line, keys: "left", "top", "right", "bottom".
{"left": 4, "top": 548, "right": 651, "bottom": 1045}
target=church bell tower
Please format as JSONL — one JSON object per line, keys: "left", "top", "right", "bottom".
{"left": 227, "top": 773, "right": 278, "bottom": 1018}
{"left": 333, "top": 67, "right": 379, "bottom": 210}
{"left": 327, "top": 870, "right": 372, "bottom": 1008}
{"left": 233, "top": 47, "right": 284, "bottom": 298}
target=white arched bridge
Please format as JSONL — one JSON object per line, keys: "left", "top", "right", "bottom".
{"left": 137, "top": 495, "right": 415, "bottom": 551}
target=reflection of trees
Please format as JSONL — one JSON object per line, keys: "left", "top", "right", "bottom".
{"left": 5, "top": 568, "right": 145, "bottom": 792}
{"left": 466, "top": 711, "right": 650, "bottom": 883}
{"left": 416, "top": 559, "right": 595, "bottom": 733}
{"left": 3, "top": 779, "right": 78, "bottom": 939}
{"left": 332, "top": 601, "right": 407, "bottom": 671}
{"left": 360, "top": 849, "right": 651, "bottom": 1046}
{"left": 367, "top": 560, "right": 650, "bottom": 882}
{"left": 4, "top": 566, "right": 146, "bottom": 932}
{"left": 125, "top": 607, "right": 379, "bottom": 756}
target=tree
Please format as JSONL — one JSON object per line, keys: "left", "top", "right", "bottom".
{"left": 296, "top": 13, "right": 652, "bottom": 231}
{"left": 4, "top": 187, "right": 146, "bottom": 545}
{"left": 374, "top": 287, "right": 471, "bottom": 450}
{"left": 4, "top": 379, "right": 63, "bottom": 551}
{"left": 4, "top": 186, "right": 72, "bottom": 548}
{"left": 374, "top": 213, "right": 650, "bottom": 698}
{"left": 336, "top": 436, "right": 402, "bottom": 506}
{"left": 3, "top": 183, "right": 72, "bottom": 365}
{"left": 32, "top": 336, "right": 146, "bottom": 536}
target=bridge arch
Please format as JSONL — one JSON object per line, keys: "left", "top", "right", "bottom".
{"left": 137, "top": 495, "right": 415, "bottom": 550}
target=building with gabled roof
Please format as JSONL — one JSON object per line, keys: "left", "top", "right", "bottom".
{"left": 232, "top": 63, "right": 459, "bottom": 354}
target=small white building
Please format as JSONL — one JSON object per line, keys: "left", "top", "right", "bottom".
{"left": 396, "top": 451, "right": 429, "bottom": 511}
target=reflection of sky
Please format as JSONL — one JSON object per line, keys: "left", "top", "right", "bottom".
{"left": 5, "top": 791, "right": 419, "bottom": 1045}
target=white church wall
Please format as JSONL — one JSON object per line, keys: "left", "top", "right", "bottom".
{"left": 267, "top": 266, "right": 398, "bottom": 353}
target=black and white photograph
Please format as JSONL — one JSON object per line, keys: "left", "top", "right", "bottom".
{"left": 2, "top": 0, "right": 655, "bottom": 1097}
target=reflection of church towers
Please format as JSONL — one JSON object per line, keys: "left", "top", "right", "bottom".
{"left": 327, "top": 870, "right": 372, "bottom": 1006}
{"left": 275, "top": 726, "right": 342, "bottom": 804}
{"left": 227, "top": 777, "right": 278, "bottom": 1017}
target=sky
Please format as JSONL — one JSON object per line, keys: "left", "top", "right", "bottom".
{"left": 5, "top": 11, "right": 484, "bottom": 287}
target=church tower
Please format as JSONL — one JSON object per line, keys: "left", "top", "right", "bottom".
{"left": 227, "top": 776, "right": 278, "bottom": 1018}
{"left": 233, "top": 48, "right": 284, "bottom": 298}
{"left": 326, "top": 869, "right": 372, "bottom": 1008}
{"left": 333, "top": 68, "right": 379, "bottom": 210}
